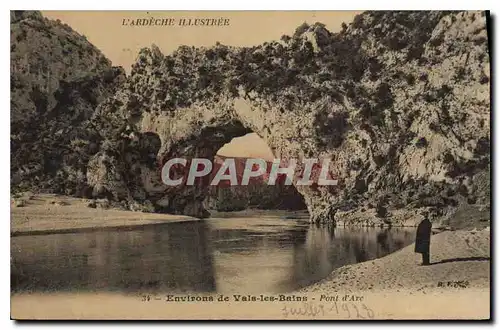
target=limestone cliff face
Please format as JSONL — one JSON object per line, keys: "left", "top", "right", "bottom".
{"left": 10, "top": 11, "right": 126, "bottom": 194}
{"left": 88, "top": 11, "right": 490, "bottom": 223}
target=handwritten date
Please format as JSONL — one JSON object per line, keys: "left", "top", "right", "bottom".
{"left": 281, "top": 301, "right": 374, "bottom": 319}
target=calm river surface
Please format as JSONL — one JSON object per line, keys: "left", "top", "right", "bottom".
{"left": 11, "top": 212, "right": 416, "bottom": 294}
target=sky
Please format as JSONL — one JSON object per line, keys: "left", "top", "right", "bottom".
{"left": 42, "top": 11, "right": 361, "bottom": 160}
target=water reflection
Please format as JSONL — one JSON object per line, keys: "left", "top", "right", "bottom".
{"left": 11, "top": 217, "right": 415, "bottom": 294}
{"left": 11, "top": 221, "right": 216, "bottom": 293}
{"left": 286, "top": 225, "right": 415, "bottom": 290}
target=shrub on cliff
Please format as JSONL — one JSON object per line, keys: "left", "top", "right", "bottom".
{"left": 11, "top": 12, "right": 125, "bottom": 194}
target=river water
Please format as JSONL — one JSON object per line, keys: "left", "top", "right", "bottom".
{"left": 11, "top": 212, "right": 416, "bottom": 294}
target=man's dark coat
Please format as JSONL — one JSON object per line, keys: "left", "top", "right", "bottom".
{"left": 415, "top": 219, "right": 432, "bottom": 254}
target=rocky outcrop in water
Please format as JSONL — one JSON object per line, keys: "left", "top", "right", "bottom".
{"left": 87, "top": 11, "right": 490, "bottom": 223}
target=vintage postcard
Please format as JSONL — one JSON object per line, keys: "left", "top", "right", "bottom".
{"left": 10, "top": 10, "right": 491, "bottom": 320}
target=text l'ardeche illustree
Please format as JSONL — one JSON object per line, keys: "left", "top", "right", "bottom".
{"left": 122, "top": 17, "right": 231, "bottom": 27}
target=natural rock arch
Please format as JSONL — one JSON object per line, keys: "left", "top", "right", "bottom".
{"left": 87, "top": 11, "right": 490, "bottom": 223}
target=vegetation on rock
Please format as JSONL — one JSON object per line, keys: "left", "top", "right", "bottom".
{"left": 11, "top": 11, "right": 490, "bottom": 225}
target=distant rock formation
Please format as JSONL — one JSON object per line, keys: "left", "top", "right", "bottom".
{"left": 11, "top": 11, "right": 490, "bottom": 225}
{"left": 204, "top": 156, "right": 307, "bottom": 212}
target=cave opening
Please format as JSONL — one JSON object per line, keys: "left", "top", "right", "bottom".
{"left": 202, "top": 132, "right": 308, "bottom": 213}
{"left": 156, "top": 118, "right": 308, "bottom": 218}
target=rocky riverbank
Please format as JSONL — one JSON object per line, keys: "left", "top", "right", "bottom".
{"left": 335, "top": 202, "right": 491, "bottom": 229}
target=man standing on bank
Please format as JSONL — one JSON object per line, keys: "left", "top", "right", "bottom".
{"left": 415, "top": 213, "right": 432, "bottom": 265}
